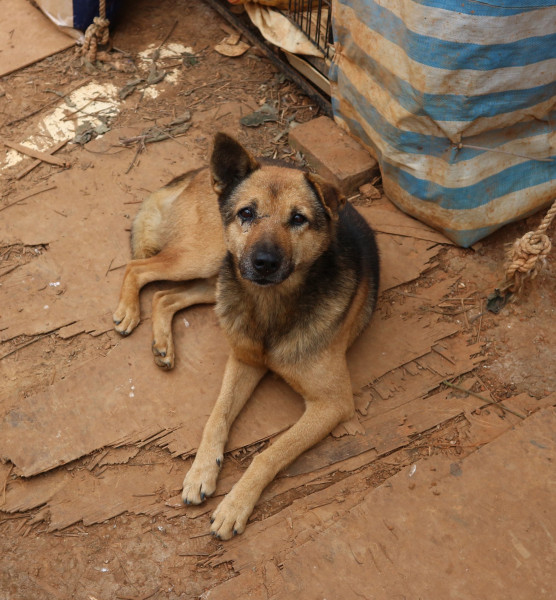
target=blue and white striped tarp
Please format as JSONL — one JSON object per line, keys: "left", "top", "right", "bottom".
{"left": 330, "top": 0, "right": 556, "bottom": 246}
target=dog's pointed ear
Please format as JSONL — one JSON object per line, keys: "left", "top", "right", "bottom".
{"left": 210, "top": 133, "right": 260, "bottom": 194}
{"left": 305, "top": 172, "right": 346, "bottom": 220}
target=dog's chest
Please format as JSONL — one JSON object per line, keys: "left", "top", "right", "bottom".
{"left": 216, "top": 290, "right": 304, "bottom": 364}
{"left": 217, "top": 295, "right": 336, "bottom": 371}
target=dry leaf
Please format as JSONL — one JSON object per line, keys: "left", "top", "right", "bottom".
{"left": 214, "top": 39, "right": 250, "bottom": 57}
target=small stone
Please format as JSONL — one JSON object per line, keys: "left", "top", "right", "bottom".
{"left": 359, "top": 183, "right": 381, "bottom": 200}
{"left": 185, "top": 582, "right": 203, "bottom": 596}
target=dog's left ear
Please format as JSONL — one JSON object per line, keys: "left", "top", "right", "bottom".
{"left": 305, "top": 173, "right": 346, "bottom": 220}
{"left": 210, "top": 133, "right": 260, "bottom": 194}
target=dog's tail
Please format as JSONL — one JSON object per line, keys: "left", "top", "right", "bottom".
{"left": 131, "top": 169, "right": 201, "bottom": 259}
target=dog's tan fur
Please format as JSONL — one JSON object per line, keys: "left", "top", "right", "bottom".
{"left": 114, "top": 133, "right": 379, "bottom": 539}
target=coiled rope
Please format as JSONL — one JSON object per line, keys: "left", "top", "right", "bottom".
{"left": 81, "top": 0, "right": 110, "bottom": 62}
{"left": 505, "top": 198, "right": 556, "bottom": 294}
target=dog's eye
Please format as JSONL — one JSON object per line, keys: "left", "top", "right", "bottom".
{"left": 290, "top": 213, "right": 308, "bottom": 227}
{"left": 238, "top": 207, "right": 255, "bottom": 222}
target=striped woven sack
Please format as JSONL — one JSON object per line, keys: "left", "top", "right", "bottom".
{"left": 330, "top": 0, "right": 556, "bottom": 247}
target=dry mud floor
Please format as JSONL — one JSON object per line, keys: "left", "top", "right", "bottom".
{"left": 1, "top": 1, "right": 555, "bottom": 598}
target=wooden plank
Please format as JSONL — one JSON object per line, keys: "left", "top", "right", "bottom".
{"left": 4, "top": 140, "right": 69, "bottom": 167}
{"left": 15, "top": 140, "right": 68, "bottom": 179}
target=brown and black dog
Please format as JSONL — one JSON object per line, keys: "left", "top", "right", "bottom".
{"left": 113, "top": 133, "right": 379, "bottom": 539}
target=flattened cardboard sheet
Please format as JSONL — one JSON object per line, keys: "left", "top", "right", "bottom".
{"left": 0, "top": 0, "right": 73, "bottom": 78}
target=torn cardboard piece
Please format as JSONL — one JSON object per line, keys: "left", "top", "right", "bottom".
{"left": 0, "top": 131, "right": 204, "bottom": 341}
{"left": 282, "top": 384, "right": 481, "bottom": 478}
{"left": 348, "top": 313, "right": 460, "bottom": 391}
{"left": 360, "top": 337, "right": 484, "bottom": 419}
{"left": 359, "top": 202, "right": 455, "bottom": 245}
{"left": 0, "top": 305, "right": 484, "bottom": 531}
{"left": 0, "top": 0, "right": 74, "bottom": 78}
{"left": 376, "top": 234, "right": 439, "bottom": 292}
{"left": 0, "top": 292, "right": 460, "bottom": 477}
{"left": 0, "top": 310, "right": 299, "bottom": 477}
{"left": 214, "top": 36, "right": 250, "bottom": 57}
{"left": 213, "top": 408, "right": 556, "bottom": 600}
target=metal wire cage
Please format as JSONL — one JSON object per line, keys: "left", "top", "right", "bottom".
{"left": 285, "top": 0, "right": 333, "bottom": 58}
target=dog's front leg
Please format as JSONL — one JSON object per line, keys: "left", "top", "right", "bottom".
{"left": 210, "top": 357, "right": 354, "bottom": 540}
{"left": 182, "top": 355, "right": 267, "bottom": 505}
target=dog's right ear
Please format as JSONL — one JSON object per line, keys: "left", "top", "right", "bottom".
{"left": 210, "top": 133, "right": 260, "bottom": 195}
{"left": 305, "top": 172, "right": 346, "bottom": 221}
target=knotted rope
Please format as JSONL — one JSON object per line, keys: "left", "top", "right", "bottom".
{"left": 505, "top": 198, "right": 556, "bottom": 294}
{"left": 81, "top": 0, "right": 110, "bottom": 62}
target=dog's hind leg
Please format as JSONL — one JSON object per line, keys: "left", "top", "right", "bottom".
{"left": 182, "top": 355, "right": 267, "bottom": 506}
{"left": 113, "top": 246, "right": 221, "bottom": 336}
{"left": 151, "top": 278, "right": 217, "bottom": 369}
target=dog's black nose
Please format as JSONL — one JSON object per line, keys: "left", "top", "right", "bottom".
{"left": 252, "top": 250, "right": 281, "bottom": 276}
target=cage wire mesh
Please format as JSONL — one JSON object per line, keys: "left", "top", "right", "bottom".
{"left": 285, "top": 0, "right": 333, "bottom": 57}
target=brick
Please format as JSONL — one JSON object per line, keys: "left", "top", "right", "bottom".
{"left": 288, "top": 116, "right": 378, "bottom": 196}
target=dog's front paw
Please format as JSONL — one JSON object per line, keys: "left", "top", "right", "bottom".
{"left": 152, "top": 338, "right": 174, "bottom": 370}
{"left": 113, "top": 301, "right": 140, "bottom": 336}
{"left": 210, "top": 485, "right": 256, "bottom": 540}
{"left": 182, "top": 454, "right": 223, "bottom": 505}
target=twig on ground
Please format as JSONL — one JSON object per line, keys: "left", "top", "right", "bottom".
{"left": 125, "top": 142, "right": 144, "bottom": 174}
{"left": 443, "top": 380, "right": 526, "bottom": 419}
{"left": 4, "top": 79, "right": 91, "bottom": 127}
{"left": 0, "top": 184, "right": 57, "bottom": 213}
{"left": 158, "top": 20, "right": 179, "bottom": 52}
{"left": 0, "top": 333, "right": 50, "bottom": 361}
{"left": 189, "top": 531, "right": 213, "bottom": 539}
{"left": 475, "top": 299, "right": 484, "bottom": 343}
{"left": 107, "top": 264, "right": 126, "bottom": 273}
{"left": 116, "top": 587, "right": 160, "bottom": 600}
{"left": 179, "top": 78, "right": 225, "bottom": 97}
{"left": 105, "top": 258, "right": 115, "bottom": 277}
{"left": 114, "top": 550, "right": 138, "bottom": 593}
{"left": 0, "top": 264, "right": 21, "bottom": 278}
{"left": 1, "top": 463, "right": 13, "bottom": 506}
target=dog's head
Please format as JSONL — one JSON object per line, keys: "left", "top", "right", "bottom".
{"left": 210, "top": 132, "right": 345, "bottom": 287}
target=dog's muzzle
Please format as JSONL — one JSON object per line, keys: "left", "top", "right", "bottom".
{"left": 240, "top": 245, "right": 292, "bottom": 285}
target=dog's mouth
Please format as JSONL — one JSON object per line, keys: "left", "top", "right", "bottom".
{"left": 247, "top": 275, "right": 285, "bottom": 286}
{"left": 240, "top": 267, "right": 293, "bottom": 286}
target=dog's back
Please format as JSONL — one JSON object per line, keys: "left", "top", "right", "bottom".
{"left": 131, "top": 168, "right": 224, "bottom": 262}
{"left": 334, "top": 200, "right": 380, "bottom": 345}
